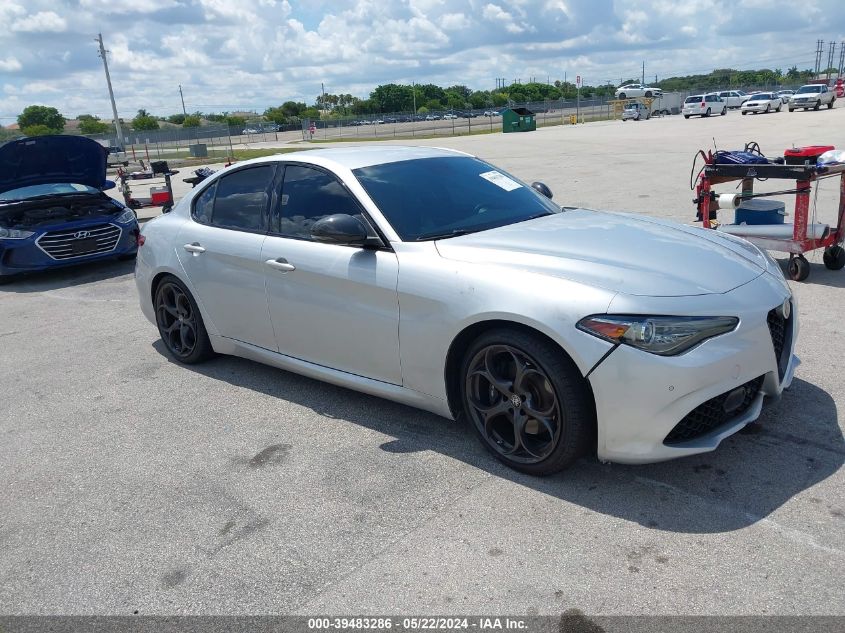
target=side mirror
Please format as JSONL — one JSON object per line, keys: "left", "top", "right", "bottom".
{"left": 311, "top": 214, "right": 369, "bottom": 246}
{"left": 531, "top": 181, "right": 553, "bottom": 200}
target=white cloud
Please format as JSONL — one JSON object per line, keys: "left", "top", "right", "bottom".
{"left": 11, "top": 10, "right": 67, "bottom": 33}
{"left": 0, "top": 57, "right": 23, "bottom": 72}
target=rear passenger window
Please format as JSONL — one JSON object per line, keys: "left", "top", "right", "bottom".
{"left": 211, "top": 165, "right": 275, "bottom": 232}
{"left": 193, "top": 181, "right": 216, "bottom": 224}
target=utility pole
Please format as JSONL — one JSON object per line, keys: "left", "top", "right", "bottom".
{"left": 839, "top": 42, "right": 845, "bottom": 78}
{"left": 827, "top": 42, "right": 836, "bottom": 79}
{"left": 642, "top": 61, "right": 645, "bottom": 85}
{"left": 178, "top": 84, "right": 187, "bottom": 116}
{"left": 96, "top": 33, "right": 123, "bottom": 146}
{"left": 815, "top": 39, "right": 824, "bottom": 75}
{"left": 412, "top": 81, "right": 417, "bottom": 115}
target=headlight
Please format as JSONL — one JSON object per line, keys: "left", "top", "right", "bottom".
{"left": 115, "top": 209, "right": 137, "bottom": 224}
{"left": 0, "top": 227, "right": 35, "bottom": 239}
{"left": 577, "top": 315, "right": 739, "bottom": 356}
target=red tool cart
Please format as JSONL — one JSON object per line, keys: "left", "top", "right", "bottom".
{"left": 693, "top": 144, "right": 845, "bottom": 281}
{"left": 116, "top": 160, "right": 179, "bottom": 214}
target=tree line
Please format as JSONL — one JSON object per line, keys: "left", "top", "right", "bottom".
{"left": 3, "top": 66, "right": 828, "bottom": 138}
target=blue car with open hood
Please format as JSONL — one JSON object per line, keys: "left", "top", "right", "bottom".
{"left": 0, "top": 135, "right": 140, "bottom": 283}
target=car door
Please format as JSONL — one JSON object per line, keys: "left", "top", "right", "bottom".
{"left": 176, "top": 164, "right": 278, "bottom": 351}
{"left": 261, "top": 163, "right": 402, "bottom": 384}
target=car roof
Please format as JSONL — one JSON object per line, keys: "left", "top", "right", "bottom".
{"left": 232, "top": 145, "right": 474, "bottom": 172}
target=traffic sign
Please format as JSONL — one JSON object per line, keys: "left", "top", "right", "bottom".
{"left": 576, "top": 75, "right": 582, "bottom": 89}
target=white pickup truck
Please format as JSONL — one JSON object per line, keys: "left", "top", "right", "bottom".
{"left": 789, "top": 84, "right": 836, "bottom": 111}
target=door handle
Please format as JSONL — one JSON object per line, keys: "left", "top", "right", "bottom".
{"left": 183, "top": 242, "right": 206, "bottom": 254}
{"left": 265, "top": 258, "right": 296, "bottom": 272}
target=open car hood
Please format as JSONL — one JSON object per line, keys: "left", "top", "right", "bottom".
{"left": 0, "top": 135, "right": 109, "bottom": 195}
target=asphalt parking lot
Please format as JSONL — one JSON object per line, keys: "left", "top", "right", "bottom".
{"left": 1, "top": 106, "right": 844, "bottom": 617}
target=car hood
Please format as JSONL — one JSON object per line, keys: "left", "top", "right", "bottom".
{"left": 0, "top": 135, "right": 109, "bottom": 195}
{"left": 434, "top": 209, "right": 765, "bottom": 297}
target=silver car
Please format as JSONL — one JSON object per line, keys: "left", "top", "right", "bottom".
{"left": 135, "top": 146, "right": 798, "bottom": 475}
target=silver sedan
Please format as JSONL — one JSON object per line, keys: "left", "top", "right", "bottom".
{"left": 135, "top": 146, "right": 798, "bottom": 475}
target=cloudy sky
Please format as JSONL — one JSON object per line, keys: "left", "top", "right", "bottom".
{"left": 1, "top": 0, "right": 844, "bottom": 123}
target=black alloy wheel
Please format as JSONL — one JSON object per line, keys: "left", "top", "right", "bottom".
{"left": 461, "top": 330, "right": 592, "bottom": 475}
{"left": 154, "top": 277, "right": 213, "bottom": 363}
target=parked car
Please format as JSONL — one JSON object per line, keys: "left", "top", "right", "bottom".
{"left": 789, "top": 84, "right": 836, "bottom": 111}
{"left": 483, "top": 110, "right": 500, "bottom": 117}
{"left": 717, "top": 91, "right": 750, "bottom": 108}
{"left": 243, "top": 127, "right": 261, "bottom": 134}
{"left": 615, "top": 84, "right": 663, "bottom": 99}
{"left": 0, "top": 135, "right": 140, "bottom": 283}
{"left": 775, "top": 90, "right": 795, "bottom": 104}
{"left": 741, "top": 92, "right": 782, "bottom": 115}
{"left": 443, "top": 113, "right": 459, "bottom": 120}
{"left": 424, "top": 114, "right": 441, "bottom": 121}
{"left": 264, "top": 123, "right": 281, "bottom": 132}
{"left": 621, "top": 102, "right": 649, "bottom": 121}
{"left": 135, "top": 146, "right": 797, "bottom": 475}
{"left": 682, "top": 94, "right": 726, "bottom": 118}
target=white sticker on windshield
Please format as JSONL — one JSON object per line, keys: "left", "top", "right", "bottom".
{"left": 479, "top": 170, "right": 521, "bottom": 192}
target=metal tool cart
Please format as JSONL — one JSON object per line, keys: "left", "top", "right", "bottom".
{"left": 115, "top": 160, "right": 179, "bottom": 214}
{"left": 692, "top": 144, "right": 845, "bottom": 281}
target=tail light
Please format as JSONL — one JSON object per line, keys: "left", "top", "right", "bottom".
{"left": 133, "top": 228, "right": 145, "bottom": 247}
{"left": 701, "top": 102, "right": 706, "bottom": 107}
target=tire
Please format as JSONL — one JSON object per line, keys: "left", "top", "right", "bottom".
{"left": 704, "top": 108, "right": 711, "bottom": 117}
{"left": 644, "top": 91, "right": 652, "bottom": 98}
{"left": 684, "top": 115, "right": 690, "bottom": 119}
{"left": 460, "top": 329, "right": 593, "bottom": 476}
{"left": 742, "top": 111, "right": 747, "bottom": 115}
{"left": 828, "top": 98, "right": 835, "bottom": 109}
{"left": 154, "top": 275, "right": 214, "bottom": 364}
{"left": 618, "top": 92, "right": 626, "bottom": 100}
{"left": 814, "top": 100, "right": 821, "bottom": 111}
{"left": 789, "top": 108, "right": 794, "bottom": 112}
{"left": 765, "top": 104, "right": 770, "bottom": 113}
{"left": 823, "top": 245, "right": 845, "bottom": 270}
{"left": 804, "top": 108, "right": 809, "bottom": 111}
{"left": 721, "top": 107, "right": 726, "bottom": 115}
{"left": 776, "top": 103, "right": 782, "bottom": 112}
{"left": 787, "top": 255, "right": 811, "bottom": 282}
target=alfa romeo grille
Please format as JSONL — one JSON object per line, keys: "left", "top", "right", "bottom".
{"left": 664, "top": 375, "right": 764, "bottom": 445}
{"left": 36, "top": 224, "right": 121, "bottom": 260}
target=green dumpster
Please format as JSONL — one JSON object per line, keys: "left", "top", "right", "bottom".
{"left": 502, "top": 107, "right": 536, "bottom": 133}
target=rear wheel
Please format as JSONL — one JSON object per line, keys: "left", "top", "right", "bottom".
{"left": 154, "top": 276, "right": 214, "bottom": 364}
{"left": 460, "top": 329, "right": 593, "bottom": 476}
{"left": 644, "top": 91, "right": 652, "bottom": 98}
{"left": 618, "top": 92, "right": 626, "bottom": 100}
{"left": 823, "top": 246, "right": 845, "bottom": 270}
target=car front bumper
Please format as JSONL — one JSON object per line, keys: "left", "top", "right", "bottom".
{"left": 742, "top": 104, "right": 771, "bottom": 112}
{"left": 0, "top": 221, "right": 139, "bottom": 277}
{"left": 588, "top": 272, "right": 797, "bottom": 464}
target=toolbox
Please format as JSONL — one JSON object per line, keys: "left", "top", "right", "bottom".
{"left": 783, "top": 145, "right": 835, "bottom": 166}
{"left": 150, "top": 186, "right": 172, "bottom": 206}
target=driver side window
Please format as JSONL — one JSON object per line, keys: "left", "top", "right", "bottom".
{"left": 274, "top": 165, "right": 368, "bottom": 240}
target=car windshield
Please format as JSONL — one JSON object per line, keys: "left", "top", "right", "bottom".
{"left": 0, "top": 182, "right": 100, "bottom": 201}
{"left": 797, "top": 85, "right": 822, "bottom": 93}
{"left": 754, "top": 94, "right": 773, "bottom": 99}
{"left": 353, "top": 156, "right": 560, "bottom": 241}
{"left": 684, "top": 96, "right": 703, "bottom": 103}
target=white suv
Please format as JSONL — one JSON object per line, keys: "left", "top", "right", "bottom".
{"left": 615, "top": 84, "right": 662, "bottom": 99}
{"left": 789, "top": 84, "right": 836, "bottom": 111}
{"left": 682, "top": 94, "right": 727, "bottom": 118}
{"left": 717, "top": 90, "right": 750, "bottom": 108}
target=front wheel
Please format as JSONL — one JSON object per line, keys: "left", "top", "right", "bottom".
{"left": 618, "top": 92, "right": 626, "bottom": 100}
{"left": 154, "top": 276, "right": 215, "bottom": 364}
{"left": 721, "top": 107, "right": 727, "bottom": 115}
{"left": 704, "top": 108, "right": 711, "bottom": 117}
{"left": 776, "top": 103, "right": 782, "bottom": 112}
{"left": 814, "top": 100, "right": 821, "bottom": 111}
{"left": 828, "top": 98, "right": 835, "bottom": 109}
{"left": 765, "top": 104, "right": 770, "bottom": 113}
{"left": 644, "top": 91, "right": 652, "bottom": 98}
{"left": 789, "top": 108, "right": 795, "bottom": 112}
{"left": 742, "top": 111, "right": 747, "bottom": 115}
{"left": 823, "top": 245, "right": 845, "bottom": 270}
{"left": 460, "top": 329, "right": 593, "bottom": 476}
{"left": 787, "top": 255, "right": 811, "bottom": 281}
{"left": 684, "top": 115, "right": 690, "bottom": 119}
